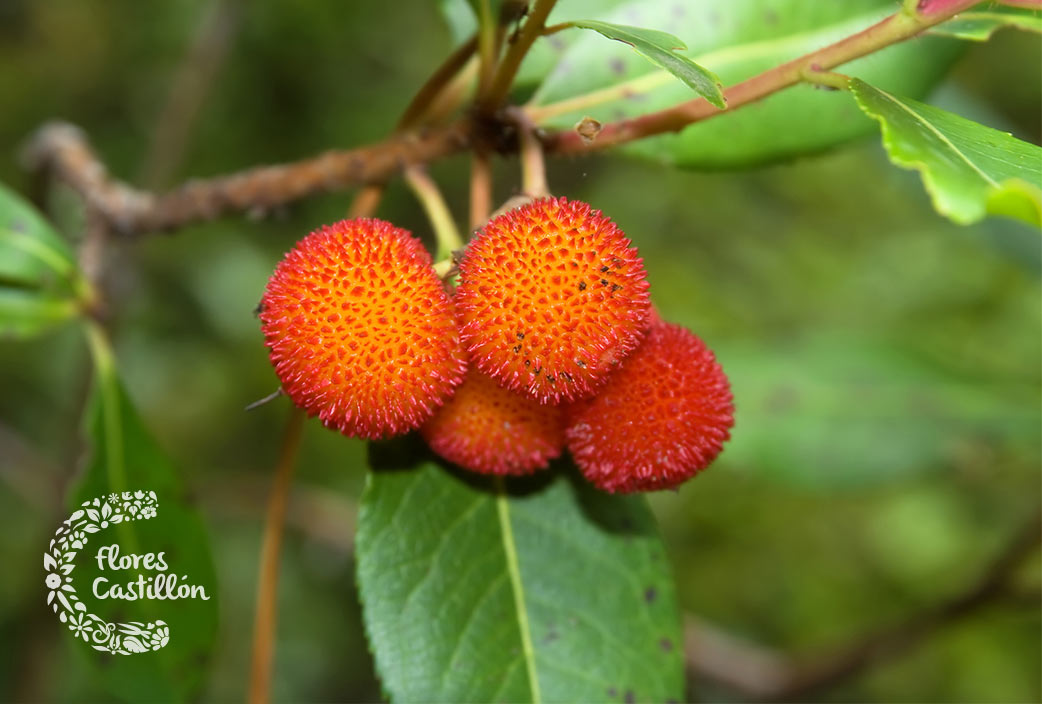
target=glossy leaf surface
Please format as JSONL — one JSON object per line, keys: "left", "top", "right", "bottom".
{"left": 851, "top": 78, "right": 1042, "bottom": 226}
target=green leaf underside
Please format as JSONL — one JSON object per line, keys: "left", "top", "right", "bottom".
{"left": 0, "top": 288, "right": 77, "bottom": 339}
{"left": 851, "top": 78, "right": 1042, "bottom": 226}
{"left": 530, "top": 0, "right": 963, "bottom": 168}
{"left": 71, "top": 373, "right": 219, "bottom": 702}
{"left": 356, "top": 439, "right": 683, "bottom": 703}
{"left": 569, "top": 20, "right": 725, "bottom": 108}
{"left": 929, "top": 7, "right": 1042, "bottom": 41}
{"left": 0, "top": 183, "right": 75, "bottom": 288}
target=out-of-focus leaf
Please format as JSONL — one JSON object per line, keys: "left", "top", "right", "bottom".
{"left": 529, "top": 0, "right": 963, "bottom": 168}
{"left": 0, "top": 288, "right": 78, "bottom": 339}
{"left": 718, "top": 336, "right": 1040, "bottom": 487}
{"left": 69, "top": 332, "right": 218, "bottom": 703}
{"left": 930, "top": 6, "right": 1042, "bottom": 41}
{"left": 568, "top": 20, "right": 725, "bottom": 108}
{"left": 0, "top": 182, "right": 75, "bottom": 289}
{"left": 851, "top": 78, "right": 1042, "bottom": 226}
{"left": 356, "top": 439, "right": 683, "bottom": 703}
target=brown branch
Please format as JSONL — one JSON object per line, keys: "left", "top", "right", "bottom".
{"left": 539, "top": 0, "right": 983, "bottom": 154}
{"left": 22, "top": 120, "right": 472, "bottom": 237}
{"left": 480, "top": 0, "right": 558, "bottom": 111}
{"left": 686, "top": 508, "right": 1042, "bottom": 701}
{"left": 248, "top": 407, "right": 306, "bottom": 704}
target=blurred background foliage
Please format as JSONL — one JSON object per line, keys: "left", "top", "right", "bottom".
{"left": 0, "top": 0, "right": 1038, "bottom": 702}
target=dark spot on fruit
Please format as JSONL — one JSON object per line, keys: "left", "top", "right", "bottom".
{"left": 513, "top": 345, "right": 522, "bottom": 353}
{"left": 546, "top": 374, "right": 556, "bottom": 383}
{"left": 624, "top": 690, "right": 635, "bottom": 704}
{"left": 644, "top": 587, "right": 657, "bottom": 603}
{"left": 576, "top": 359, "right": 586, "bottom": 368}
{"left": 600, "top": 279, "right": 610, "bottom": 286}
{"left": 561, "top": 371, "right": 573, "bottom": 382}
{"left": 600, "top": 265, "right": 610, "bottom": 273}
{"left": 611, "top": 284, "right": 622, "bottom": 292}
{"left": 534, "top": 367, "right": 541, "bottom": 376}
{"left": 659, "top": 637, "right": 673, "bottom": 652}
{"left": 578, "top": 281, "right": 587, "bottom": 291}
{"left": 517, "top": 332, "right": 525, "bottom": 340}
{"left": 525, "top": 359, "right": 531, "bottom": 366}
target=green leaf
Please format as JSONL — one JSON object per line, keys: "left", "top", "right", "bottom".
{"left": 529, "top": 0, "right": 963, "bottom": 168}
{"left": 718, "top": 335, "right": 1041, "bottom": 488}
{"left": 0, "top": 288, "right": 78, "bottom": 339}
{"left": 0, "top": 182, "right": 75, "bottom": 288}
{"left": 929, "top": 7, "right": 1042, "bottom": 41}
{"left": 568, "top": 20, "right": 725, "bottom": 108}
{"left": 850, "top": 78, "right": 1042, "bottom": 226}
{"left": 68, "top": 330, "right": 219, "bottom": 702}
{"left": 356, "top": 438, "right": 683, "bottom": 703}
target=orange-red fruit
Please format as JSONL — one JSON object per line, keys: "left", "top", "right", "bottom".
{"left": 454, "top": 197, "right": 651, "bottom": 404}
{"left": 259, "top": 218, "right": 466, "bottom": 439}
{"left": 566, "top": 319, "right": 734, "bottom": 493}
{"left": 421, "top": 368, "right": 564, "bottom": 475}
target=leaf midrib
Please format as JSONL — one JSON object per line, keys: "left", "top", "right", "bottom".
{"left": 495, "top": 481, "right": 541, "bottom": 704}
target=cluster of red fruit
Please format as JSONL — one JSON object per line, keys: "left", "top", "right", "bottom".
{"left": 259, "top": 197, "right": 733, "bottom": 493}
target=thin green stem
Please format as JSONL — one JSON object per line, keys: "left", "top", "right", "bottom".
{"left": 800, "top": 68, "right": 852, "bottom": 91}
{"left": 404, "top": 166, "right": 464, "bottom": 260}
{"left": 248, "top": 406, "right": 306, "bottom": 704}
{"left": 482, "top": 0, "right": 559, "bottom": 111}
{"left": 476, "top": 0, "right": 498, "bottom": 100}
{"left": 398, "top": 36, "right": 478, "bottom": 130}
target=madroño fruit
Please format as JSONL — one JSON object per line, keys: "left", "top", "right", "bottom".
{"left": 566, "top": 318, "right": 734, "bottom": 493}
{"left": 454, "top": 197, "right": 650, "bottom": 404}
{"left": 260, "top": 218, "right": 466, "bottom": 439}
{"left": 421, "top": 368, "right": 564, "bottom": 475}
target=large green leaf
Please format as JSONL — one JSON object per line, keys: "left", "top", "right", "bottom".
{"left": 851, "top": 78, "right": 1042, "bottom": 226}
{"left": 568, "top": 20, "right": 725, "bottom": 108}
{"left": 356, "top": 438, "right": 683, "bottom": 703}
{"left": 929, "top": 6, "right": 1042, "bottom": 41}
{"left": 529, "top": 0, "right": 963, "bottom": 168}
{"left": 65, "top": 328, "right": 219, "bottom": 702}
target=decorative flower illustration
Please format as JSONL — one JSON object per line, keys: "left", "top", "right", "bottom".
{"left": 44, "top": 489, "right": 171, "bottom": 656}
{"left": 68, "top": 612, "right": 93, "bottom": 641}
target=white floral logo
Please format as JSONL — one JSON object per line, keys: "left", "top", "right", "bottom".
{"left": 44, "top": 490, "right": 171, "bottom": 655}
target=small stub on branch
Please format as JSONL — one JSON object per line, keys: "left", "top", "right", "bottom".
{"left": 575, "top": 116, "right": 603, "bottom": 145}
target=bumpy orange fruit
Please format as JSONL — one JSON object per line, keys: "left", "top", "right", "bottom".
{"left": 421, "top": 368, "right": 564, "bottom": 475}
{"left": 259, "top": 218, "right": 466, "bottom": 439}
{"left": 454, "top": 197, "right": 650, "bottom": 404}
{"left": 566, "top": 318, "right": 734, "bottom": 493}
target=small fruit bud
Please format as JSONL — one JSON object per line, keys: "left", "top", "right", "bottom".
{"left": 260, "top": 218, "right": 467, "bottom": 439}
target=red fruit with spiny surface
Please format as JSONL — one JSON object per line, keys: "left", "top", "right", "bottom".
{"left": 421, "top": 368, "right": 564, "bottom": 475}
{"left": 454, "top": 197, "right": 651, "bottom": 405}
{"left": 259, "top": 218, "right": 467, "bottom": 439}
{"left": 566, "top": 318, "right": 734, "bottom": 493}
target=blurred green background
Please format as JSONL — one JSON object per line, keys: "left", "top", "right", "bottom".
{"left": 0, "top": 1, "right": 1039, "bottom": 702}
